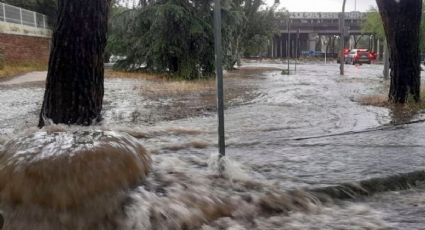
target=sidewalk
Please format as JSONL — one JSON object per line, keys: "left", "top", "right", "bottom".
{"left": 0, "top": 71, "right": 47, "bottom": 85}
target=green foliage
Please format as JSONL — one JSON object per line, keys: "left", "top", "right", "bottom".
{"left": 108, "top": 0, "right": 215, "bottom": 79}
{"left": 363, "top": 5, "right": 425, "bottom": 52}
{"left": 239, "top": 1, "right": 282, "bottom": 57}
{"left": 107, "top": 0, "right": 280, "bottom": 79}
{"left": 362, "top": 7, "right": 385, "bottom": 40}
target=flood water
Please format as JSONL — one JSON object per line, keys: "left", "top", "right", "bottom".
{"left": 1, "top": 62, "right": 425, "bottom": 229}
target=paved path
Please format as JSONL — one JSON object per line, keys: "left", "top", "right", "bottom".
{"left": 0, "top": 71, "right": 47, "bottom": 85}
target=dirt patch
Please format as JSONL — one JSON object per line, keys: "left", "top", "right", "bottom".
{"left": 106, "top": 70, "right": 168, "bottom": 81}
{"left": 105, "top": 68, "right": 263, "bottom": 123}
{"left": 357, "top": 91, "right": 425, "bottom": 123}
{"left": 357, "top": 94, "right": 390, "bottom": 107}
{"left": 139, "top": 79, "right": 215, "bottom": 98}
{"left": 0, "top": 63, "right": 46, "bottom": 81}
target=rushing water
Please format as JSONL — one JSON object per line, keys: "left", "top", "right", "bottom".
{"left": 1, "top": 62, "right": 425, "bottom": 229}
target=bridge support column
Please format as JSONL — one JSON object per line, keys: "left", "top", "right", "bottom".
{"left": 320, "top": 35, "right": 328, "bottom": 53}
{"left": 344, "top": 36, "right": 351, "bottom": 49}
{"left": 348, "top": 35, "right": 354, "bottom": 49}
{"left": 280, "top": 35, "right": 284, "bottom": 58}
{"left": 269, "top": 38, "right": 273, "bottom": 58}
{"left": 271, "top": 37, "right": 278, "bottom": 58}
{"left": 373, "top": 37, "right": 378, "bottom": 52}
{"left": 274, "top": 37, "right": 279, "bottom": 58}
{"left": 308, "top": 33, "right": 318, "bottom": 51}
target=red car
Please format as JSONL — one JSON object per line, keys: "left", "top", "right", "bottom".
{"left": 368, "top": 51, "right": 377, "bottom": 61}
{"left": 337, "top": 49, "right": 376, "bottom": 64}
{"left": 345, "top": 49, "right": 372, "bottom": 65}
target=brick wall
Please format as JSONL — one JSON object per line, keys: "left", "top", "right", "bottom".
{"left": 0, "top": 33, "right": 50, "bottom": 65}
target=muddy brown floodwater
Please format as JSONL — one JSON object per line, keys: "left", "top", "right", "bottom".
{"left": 1, "top": 62, "right": 425, "bottom": 229}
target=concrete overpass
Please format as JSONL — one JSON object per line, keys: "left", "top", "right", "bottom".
{"left": 270, "top": 12, "right": 379, "bottom": 58}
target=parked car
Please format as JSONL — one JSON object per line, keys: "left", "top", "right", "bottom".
{"left": 369, "top": 51, "right": 377, "bottom": 61}
{"left": 345, "top": 49, "right": 372, "bottom": 65}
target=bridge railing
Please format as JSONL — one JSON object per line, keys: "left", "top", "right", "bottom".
{"left": 0, "top": 2, "right": 48, "bottom": 29}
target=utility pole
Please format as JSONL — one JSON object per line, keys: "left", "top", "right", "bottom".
{"left": 383, "top": 39, "right": 390, "bottom": 79}
{"left": 295, "top": 29, "right": 300, "bottom": 72}
{"left": 214, "top": 0, "right": 225, "bottom": 158}
{"left": 287, "top": 16, "right": 291, "bottom": 72}
{"left": 339, "top": 0, "right": 347, "bottom": 75}
{"left": 324, "top": 37, "right": 328, "bottom": 64}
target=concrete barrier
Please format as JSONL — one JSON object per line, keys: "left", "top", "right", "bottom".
{"left": 0, "top": 21, "right": 51, "bottom": 38}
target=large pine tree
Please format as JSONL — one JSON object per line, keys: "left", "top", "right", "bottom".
{"left": 39, "top": 0, "right": 111, "bottom": 127}
{"left": 376, "top": 0, "right": 422, "bottom": 103}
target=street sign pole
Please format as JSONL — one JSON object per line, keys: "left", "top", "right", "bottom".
{"left": 287, "top": 18, "right": 290, "bottom": 72}
{"left": 383, "top": 39, "right": 390, "bottom": 79}
{"left": 295, "top": 29, "right": 300, "bottom": 72}
{"left": 214, "top": 0, "right": 225, "bottom": 158}
{"left": 339, "top": 0, "right": 347, "bottom": 75}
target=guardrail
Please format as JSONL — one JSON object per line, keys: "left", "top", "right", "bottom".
{"left": 0, "top": 2, "right": 48, "bottom": 29}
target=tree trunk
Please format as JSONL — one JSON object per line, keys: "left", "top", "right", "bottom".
{"left": 376, "top": 0, "right": 422, "bottom": 103}
{"left": 39, "top": 0, "right": 110, "bottom": 127}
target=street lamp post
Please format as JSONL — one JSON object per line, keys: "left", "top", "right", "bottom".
{"left": 324, "top": 38, "right": 328, "bottom": 64}
{"left": 214, "top": 0, "right": 225, "bottom": 158}
{"left": 339, "top": 0, "right": 347, "bottom": 75}
{"left": 213, "top": 0, "right": 281, "bottom": 158}
{"left": 295, "top": 29, "right": 300, "bottom": 72}
{"left": 383, "top": 39, "right": 390, "bottom": 79}
{"left": 287, "top": 17, "right": 291, "bottom": 72}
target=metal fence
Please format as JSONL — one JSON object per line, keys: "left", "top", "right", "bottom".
{"left": 0, "top": 2, "right": 48, "bottom": 29}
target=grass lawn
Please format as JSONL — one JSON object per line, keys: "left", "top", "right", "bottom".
{"left": 358, "top": 89, "right": 425, "bottom": 123}
{"left": 0, "top": 63, "right": 47, "bottom": 80}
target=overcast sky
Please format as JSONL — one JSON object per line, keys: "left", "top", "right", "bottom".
{"left": 265, "top": 0, "right": 377, "bottom": 12}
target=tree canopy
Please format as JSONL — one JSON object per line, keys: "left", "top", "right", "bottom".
{"left": 107, "top": 0, "right": 282, "bottom": 79}
{"left": 362, "top": 7, "right": 385, "bottom": 40}
{"left": 362, "top": 5, "right": 425, "bottom": 52}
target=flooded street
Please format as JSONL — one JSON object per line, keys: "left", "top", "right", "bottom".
{"left": 1, "top": 62, "right": 425, "bottom": 229}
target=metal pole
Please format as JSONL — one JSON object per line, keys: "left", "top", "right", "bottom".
{"left": 295, "top": 29, "right": 299, "bottom": 72}
{"left": 383, "top": 39, "right": 390, "bottom": 79}
{"left": 324, "top": 37, "right": 328, "bottom": 64}
{"left": 325, "top": 49, "right": 327, "bottom": 64}
{"left": 287, "top": 17, "right": 290, "bottom": 72}
{"left": 339, "top": 0, "right": 347, "bottom": 75}
{"left": 214, "top": 0, "right": 225, "bottom": 158}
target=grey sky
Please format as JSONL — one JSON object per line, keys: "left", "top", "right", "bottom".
{"left": 265, "top": 0, "right": 377, "bottom": 12}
